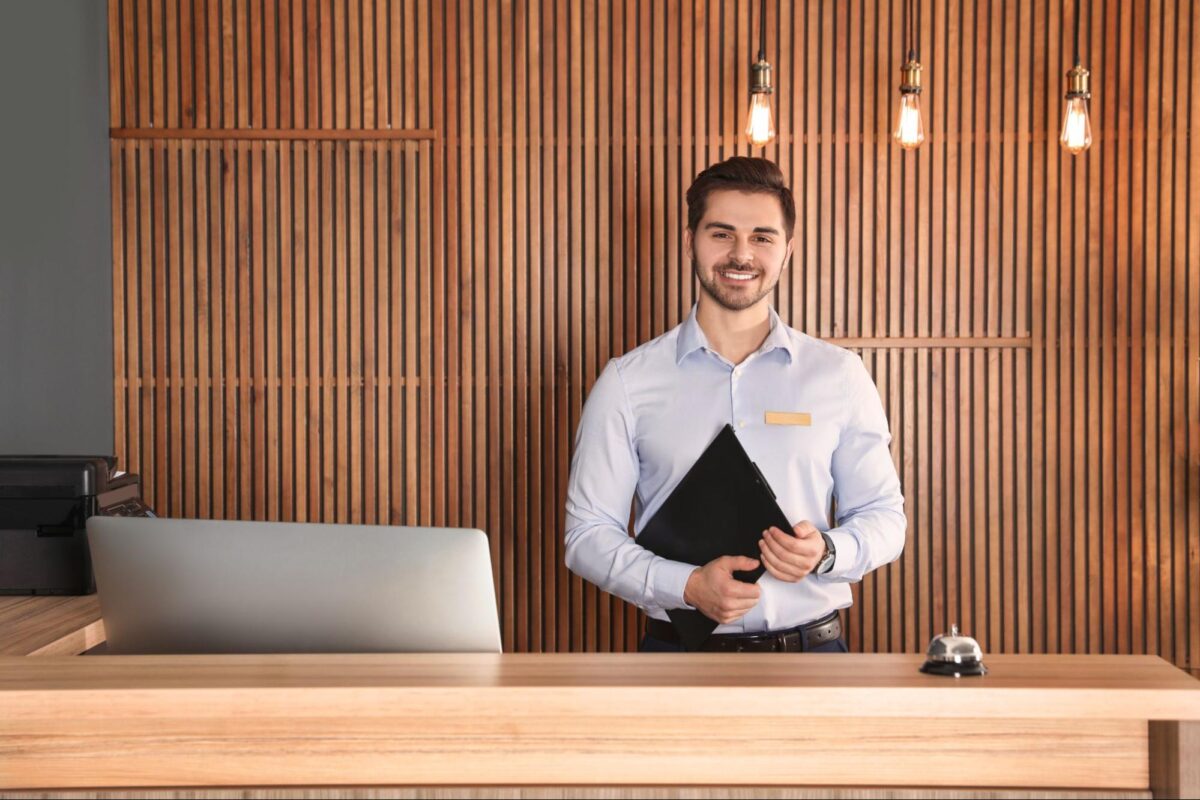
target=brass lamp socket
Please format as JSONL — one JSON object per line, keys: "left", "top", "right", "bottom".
{"left": 900, "top": 59, "right": 922, "bottom": 95}
{"left": 1066, "top": 64, "right": 1091, "bottom": 99}
{"left": 750, "top": 59, "right": 773, "bottom": 94}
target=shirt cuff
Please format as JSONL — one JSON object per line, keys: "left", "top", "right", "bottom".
{"left": 651, "top": 558, "right": 698, "bottom": 610}
{"left": 821, "top": 528, "right": 861, "bottom": 580}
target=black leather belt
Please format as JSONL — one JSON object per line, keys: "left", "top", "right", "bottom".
{"left": 645, "top": 610, "right": 843, "bottom": 652}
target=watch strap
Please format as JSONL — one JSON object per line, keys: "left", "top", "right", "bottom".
{"left": 817, "top": 532, "right": 836, "bottom": 574}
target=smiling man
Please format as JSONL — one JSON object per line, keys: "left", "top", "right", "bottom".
{"left": 563, "top": 157, "right": 907, "bottom": 653}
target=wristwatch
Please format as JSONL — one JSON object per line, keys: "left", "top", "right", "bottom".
{"left": 816, "top": 532, "right": 836, "bottom": 574}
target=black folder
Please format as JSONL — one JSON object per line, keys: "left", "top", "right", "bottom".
{"left": 635, "top": 424, "right": 794, "bottom": 650}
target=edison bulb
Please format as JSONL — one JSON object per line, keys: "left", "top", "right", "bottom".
{"left": 745, "top": 93, "right": 775, "bottom": 147}
{"left": 894, "top": 93, "right": 924, "bottom": 149}
{"left": 1060, "top": 96, "right": 1092, "bottom": 154}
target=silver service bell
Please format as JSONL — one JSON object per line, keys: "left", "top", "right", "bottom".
{"left": 919, "top": 623, "right": 987, "bottom": 677}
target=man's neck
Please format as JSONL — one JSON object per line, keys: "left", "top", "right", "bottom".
{"left": 694, "top": 296, "right": 773, "bottom": 366}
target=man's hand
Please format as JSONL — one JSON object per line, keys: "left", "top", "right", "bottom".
{"left": 757, "top": 521, "right": 825, "bottom": 582}
{"left": 683, "top": 555, "right": 762, "bottom": 624}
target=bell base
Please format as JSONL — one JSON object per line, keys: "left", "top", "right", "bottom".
{"left": 919, "top": 659, "right": 988, "bottom": 677}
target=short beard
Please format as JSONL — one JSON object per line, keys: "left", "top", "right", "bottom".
{"left": 693, "top": 256, "right": 779, "bottom": 312}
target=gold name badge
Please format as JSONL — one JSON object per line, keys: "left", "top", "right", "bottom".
{"left": 764, "top": 411, "right": 812, "bottom": 427}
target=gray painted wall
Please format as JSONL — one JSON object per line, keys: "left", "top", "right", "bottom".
{"left": 0, "top": 1, "right": 113, "bottom": 455}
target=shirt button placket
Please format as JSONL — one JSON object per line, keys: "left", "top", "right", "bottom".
{"left": 732, "top": 366, "right": 747, "bottom": 429}
{"left": 728, "top": 368, "right": 736, "bottom": 429}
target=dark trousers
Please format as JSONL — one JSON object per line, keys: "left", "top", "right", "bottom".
{"left": 638, "top": 634, "right": 849, "bottom": 653}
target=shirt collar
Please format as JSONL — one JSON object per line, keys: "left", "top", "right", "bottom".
{"left": 762, "top": 306, "right": 796, "bottom": 363}
{"left": 675, "top": 304, "right": 796, "bottom": 365}
{"left": 675, "top": 306, "right": 708, "bottom": 363}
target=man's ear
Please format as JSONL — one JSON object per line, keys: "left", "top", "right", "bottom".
{"left": 783, "top": 237, "right": 795, "bottom": 270}
{"left": 684, "top": 226, "right": 694, "bottom": 263}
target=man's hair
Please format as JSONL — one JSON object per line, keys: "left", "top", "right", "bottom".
{"left": 686, "top": 157, "right": 796, "bottom": 240}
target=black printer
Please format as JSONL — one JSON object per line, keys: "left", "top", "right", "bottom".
{"left": 0, "top": 456, "right": 152, "bottom": 595}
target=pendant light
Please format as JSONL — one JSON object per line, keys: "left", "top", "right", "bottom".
{"left": 1060, "top": 0, "right": 1092, "bottom": 154}
{"left": 894, "top": 0, "right": 924, "bottom": 149}
{"left": 745, "top": 0, "right": 775, "bottom": 148}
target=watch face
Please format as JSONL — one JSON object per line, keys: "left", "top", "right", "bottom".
{"left": 817, "top": 534, "right": 835, "bottom": 573}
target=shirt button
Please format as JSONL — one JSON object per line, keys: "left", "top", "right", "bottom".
{"left": 739, "top": 421, "right": 747, "bottom": 428}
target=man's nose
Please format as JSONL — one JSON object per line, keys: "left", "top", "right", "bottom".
{"left": 729, "top": 240, "right": 754, "bottom": 266}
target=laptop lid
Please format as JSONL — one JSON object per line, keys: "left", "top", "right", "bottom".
{"left": 86, "top": 517, "right": 502, "bottom": 655}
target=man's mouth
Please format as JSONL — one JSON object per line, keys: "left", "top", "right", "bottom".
{"left": 719, "top": 268, "right": 757, "bottom": 282}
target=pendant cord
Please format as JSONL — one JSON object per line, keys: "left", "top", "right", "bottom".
{"left": 914, "top": 0, "right": 920, "bottom": 61}
{"left": 757, "top": 0, "right": 767, "bottom": 62}
{"left": 905, "top": 0, "right": 918, "bottom": 63}
{"left": 1080, "top": 0, "right": 1089, "bottom": 65}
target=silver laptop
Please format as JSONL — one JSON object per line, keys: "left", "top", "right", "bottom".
{"left": 86, "top": 517, "right": 502, "bottom": 655}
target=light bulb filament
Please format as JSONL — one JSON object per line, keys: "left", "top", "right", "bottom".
{"left": 894, "top": 93, "right": 924, "bottom": 149}
{"left": 1060, "top": 96, "right": 1092, "bottom": 154}
{"left": 746, "top": 93, "right": 775, "bottom": 147}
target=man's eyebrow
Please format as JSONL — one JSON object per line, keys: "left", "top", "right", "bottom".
{"left": 702, "top": 221, "right": 781, "bottom": 236}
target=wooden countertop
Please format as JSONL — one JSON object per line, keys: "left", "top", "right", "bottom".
{"left": 1, "top": 653, "right": 1197, "bottom": 793}
{"left": 0, "top": 595, "right": 103, "bottom": 656}
{"left": 3, "top": 652, "right": 1199, "bottom": 719}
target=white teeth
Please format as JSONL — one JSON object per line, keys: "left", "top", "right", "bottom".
{"left": 722, "top": 270, "right": 755, "bottom": 282}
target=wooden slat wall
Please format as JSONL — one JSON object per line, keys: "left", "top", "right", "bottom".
{"left": 108, "top": 0, "right": 1200, "bottom": 667}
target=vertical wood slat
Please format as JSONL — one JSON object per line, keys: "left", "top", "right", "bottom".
{"left": 109, "top": 0, "right": 1199, "bottom": 666}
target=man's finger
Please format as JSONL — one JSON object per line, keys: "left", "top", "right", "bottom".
{"left": 792, "top": 521, "right": 820, "bottom": 538}
{"left": 759, "top": 537, "right": 800, "bottom": 570}
{"left": 763, "top": 561, "right": 800, "bottom": 584}
{"left": 722, "top": 596, "right": 760, "bottom": 613}
{"left": 720, "top": 597, "right": 758, "bottom": 618}
{"left": 759, "top": 554, "right": 790, "bottom": 582}
{"left": 722, "top": 579, "right": 762, "bottom": 599}
{"left": 763, "top": 535, "right": 813, "bottom": 575}
{"left": 759, "top": 532, "right": 798, "bottom": 562}
{"left": 773, "top": 527, "right": 825, "bottom": 559}
{"left": 720, "top": 555, "right": 761, "bottom": 572}
{"left": 765, "top": 527, "right": 807, "bottom": 555}
{"left": 759, "top": 543, "right": 804, "bottom": 581}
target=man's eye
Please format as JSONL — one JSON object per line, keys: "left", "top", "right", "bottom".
{"left": 754, "top": 236, "right": 773, "bottom": 244}
{"left": 712, "top": 232, "right": 731, "bottom": 239}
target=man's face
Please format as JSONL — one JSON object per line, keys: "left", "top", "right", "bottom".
{"left": 686, "top": 189, "right": 793, "bottom": 312}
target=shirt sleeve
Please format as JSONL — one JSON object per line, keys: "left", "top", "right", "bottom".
{"left": 820, "top": 356, "right": 908, "bottom": 582}
{"left": 563, "top": 360, "right": 697, "bottom": 613}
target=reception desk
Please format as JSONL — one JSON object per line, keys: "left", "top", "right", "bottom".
{"left": 2, "top": 650, "right": 1198, "bottom": 798}
{"left": 0, "top": 595, "right": 104, "bottom": 657}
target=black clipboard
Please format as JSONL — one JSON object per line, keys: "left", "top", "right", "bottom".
{"left": 635, "top": 424, "right": 794, "bottom": 650}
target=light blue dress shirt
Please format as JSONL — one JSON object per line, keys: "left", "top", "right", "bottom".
{"left": 564, "top": 304, "right": 907, "bottom": 634}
